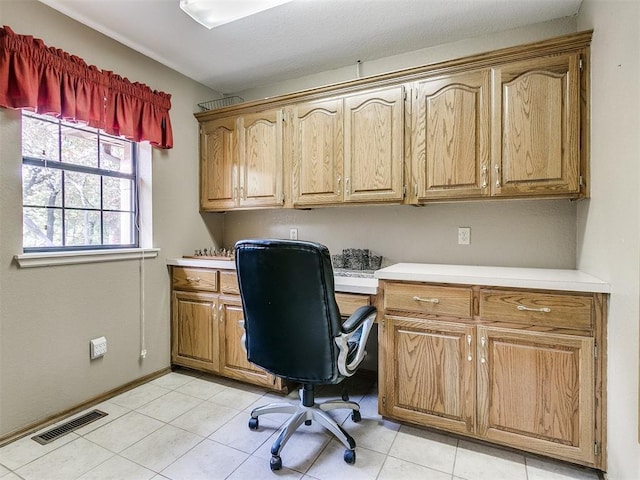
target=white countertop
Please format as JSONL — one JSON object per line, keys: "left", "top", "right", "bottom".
{"left": 166, "top": 257, "right": 379, "bottom": 295}
{"left": 374, "top": 263, "right": 610, "bottom": 293}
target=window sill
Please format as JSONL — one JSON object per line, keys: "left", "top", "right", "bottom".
{"left": 14, "top": 248, "right": 160, "bottom": 268}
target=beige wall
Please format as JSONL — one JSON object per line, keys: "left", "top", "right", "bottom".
{"left": 576, "top": 1, "right": 640, "bottom": 479}
{"left": 0, "top": 1, "right": 221, "bottom": 436}
{"left": 222, "top": 200, "right": 577, "bottom": 269}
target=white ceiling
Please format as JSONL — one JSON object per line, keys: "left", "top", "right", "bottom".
{"left": 39, "top": 0, "right": 582, "bottom": 94}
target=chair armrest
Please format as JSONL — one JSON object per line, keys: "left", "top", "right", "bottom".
{"left": 335, "top": 306, "right": 377, "bottom": 377}
{"left": 341, "top": 305, "right": 376, "bottom": 334}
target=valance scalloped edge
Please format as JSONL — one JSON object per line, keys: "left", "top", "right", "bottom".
{"left": 0, "top": 25, "right": 173, "bottom": 149}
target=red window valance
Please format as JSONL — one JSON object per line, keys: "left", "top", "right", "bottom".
{"left": 0, "top": 25, "right": 173, "bottom": 149}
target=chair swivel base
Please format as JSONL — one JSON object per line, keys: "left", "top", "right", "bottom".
{"left": 248, "top": 397, "right": 361, "bottom": 471}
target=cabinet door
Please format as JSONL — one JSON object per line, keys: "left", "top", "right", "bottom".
{"left": 291, "top": 98, "right": 344, "bottom": 206}
{"left": 476, "top": 326, "right": 595, "bottom": 464}
{"left": 200, "top": 117, "right": 239, "bottom": 211}
{"left": 344, "top": 86, "right": 404, "bottom": 203}
{"left": 492, "top": 54, "right": 580, "bottom": 196}
{"left": 413, "top": 70, "right": 490, "bottom": 200}
{"left": 238, "top": 108, "right": 284, "bottom": 208}
{"left": 172, "top": 290, "right": 219, "bottom": 373}
{"left": 380, "top": 315, "right": 475, "bottom": 435}
{"left": 218, "top": 295, "right": 278, "bottom": 388}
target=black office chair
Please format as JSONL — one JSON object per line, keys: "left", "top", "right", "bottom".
{"left": 235, "top": 239, "right": 376, "bottom": 471}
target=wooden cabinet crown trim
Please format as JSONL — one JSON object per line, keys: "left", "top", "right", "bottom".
{"left": 195, "top": 30, "right": 592, "bottom": 120}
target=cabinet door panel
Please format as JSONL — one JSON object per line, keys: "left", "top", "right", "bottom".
{"left": 493, "top": 54, "right": 580, "bottom": 196}
{"left": 477, "top": 326, "right": 594, "bottom": 464}
{"left": 344, "top": 87, "right": 404, "bottom": 203}
{"left": 200, "top": 117, "right": 238, "bottom": 210}
{"left": 292, "top": 99, "right": 344, "bottom": 205}
{"left": 239, "top": 109, "right": 284, "bottom": 207}
{"left": 381, "top": 315, "right": 475, "bottom": 434}
{"left": 219, "top": 295, "right": 277, "bottom": 387}
{"left": 172, "top": 291, "right": 219, "bottom": 372}
{"left": 414, "top": 70, "right": 490, "bottom": 200}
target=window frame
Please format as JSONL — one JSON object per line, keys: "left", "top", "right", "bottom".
{"left": 21, "top": 111, "right": 140, "bottom": 253}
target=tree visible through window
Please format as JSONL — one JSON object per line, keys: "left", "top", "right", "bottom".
{"left": 22, "top": 112, "right": 138, "bottom": 251}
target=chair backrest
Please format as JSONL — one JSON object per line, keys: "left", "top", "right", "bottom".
{"left": 235, "top": 239, "right": 343, "bottom": 384}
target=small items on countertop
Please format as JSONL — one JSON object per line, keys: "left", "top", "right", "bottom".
{"left": 188, "top": 247, "right": 234, "bottom": 260}
{"left": 332, "top": 248, "right": 382, "bottom": 271}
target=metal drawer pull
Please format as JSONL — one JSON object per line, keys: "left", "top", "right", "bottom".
{"left": 480, "top": 336, "right": 487, "bottom": 364}
{"left": 466, "top": 334, "right": 473, "bottom": 361}
{"left": 413, "top": 296, "right": 440, "bottom": 304}
{"left": 186, "top": 277, "right": 201, "bottom": 283}
{"left": 517, "top": 305, "right": 551, "bottom": 313}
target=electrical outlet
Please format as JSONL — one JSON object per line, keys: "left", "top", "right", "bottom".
{"left": 458, "top": 227, "right": 471, "bottom": 245}
{"left": 289, "top": 228, "right": 298, "bottom": 240}
{"left": 90, "top": 336, "right": 107, "bottom": 359}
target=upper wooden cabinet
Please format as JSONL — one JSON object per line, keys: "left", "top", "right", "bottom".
{"left": 343, "top": 86, "right": 405, "bottom": 203}
{"left": 291, "top": 98, "right": 344, "bottom": 206}
{"left": 200, "top": 116, "right": 238, "bottom": 211}
{"left": 491, "top": 53, "right": 581, "bottom": 197}
{"left": 196, "top": 31, "right": 591, "bottom": 211}
{"left": 200, "top": 108, "right": 284, "bottom": 211}
{"left": 411, "top": 69, "right": 491, "bottom": 201}
{"left": 291, "top": 86, "right": 404, "bottom": 207}
{"left": 239, "top": 108, "right": 285, "bottom": 208}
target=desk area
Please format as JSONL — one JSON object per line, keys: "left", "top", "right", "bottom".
{"left": 167, "top": 257, "right": 609, "bottom": 471}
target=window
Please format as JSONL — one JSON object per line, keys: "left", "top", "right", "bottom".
{"left": 21, "top": 112, "right": 138, "bottom": 251}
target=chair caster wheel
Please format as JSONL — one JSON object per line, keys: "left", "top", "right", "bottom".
{"left": 351, "top": 410, "right": 361, "bottom": 422}
{"left": 304, "top": 419, "right": 312, "bottom": 426}
{"left": 248, "top": 417, "right": 259, "bottom": 430}
{"left": 344, "top": 449, "right": 356, "bottom": 465}
{"left": 342, "top": 392, "right": 350, "bottom": 401}
{"left": 270, "top": 455, "right": 282, "bottom": 471}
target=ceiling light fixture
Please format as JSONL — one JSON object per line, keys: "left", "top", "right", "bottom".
{"left": 179, "top": 0, "right": 294, "bottom": 29}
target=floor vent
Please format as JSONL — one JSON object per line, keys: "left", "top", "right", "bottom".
{"left": 32, "top": 410, "right": 108, "bottom": 445}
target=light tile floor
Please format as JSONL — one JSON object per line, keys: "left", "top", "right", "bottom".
{"left": 0, "top": 370, "right": 603, "bottom": 480}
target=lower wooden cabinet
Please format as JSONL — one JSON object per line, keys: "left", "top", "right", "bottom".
{"left": 172, "top": 290, "right": 219, "bottom": 372}
{"left": 171, "top": 266, "right": 375, "bottom": 393}
{"left": 476, "top": 326, "right": 595, "bottom": 465}
{"left": 379, "top": 280, "right": 606, "bottom": 470}
{"left": 218, "top": 294, "right": 278, "bottom": 387}
{"left": 171, "top": 266, "right": 284, "bottom": 391}
{"left": 381, "top": 316, "right": 475, "bottom": 435}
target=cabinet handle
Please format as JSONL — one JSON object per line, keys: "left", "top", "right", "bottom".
{"left": 517, "top": 305, "right": 551, "bottom": 313}
{"left": 240, "top": 185, "right": 246, "bottom": 200}
{"left": 466, "top": 334, "right": 473, "bottom": 361}
{"left": 480, "top": 336, "right": 487, "bottom": 364}
{"left": 186, "top": 276, "right": 201, "bottom": 283}
{"left": 413, "top": 296, "right": 440, "bottom": 304}
{"left": 494, "top": 164, "right": 501, "bottom": 188}
{"left": 337, "top": 175, "right": 341, "bottom": 195}
{"left": 346, "top": 178, "right": 350, "bottom": 195}
{"left": 414, "top": 184, "right": 418, "bottom": 197}
{"left": 481, "top": 164, "right": 488, "bottom": 189}
{"left": 233, "top": 186, "right": 237, "bottom": 201}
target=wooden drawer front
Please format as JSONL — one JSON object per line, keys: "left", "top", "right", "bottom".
{"left": 172, "top": 267, "right": 218, "bottom": 292}
{"left": 384, "top": 283, "right": 473, "bottom": 318}
{"left": 480, "top": 289, "right": 593, "bottom": 330}
{"left": 336, "top": 293, "right": 371, "bottom": 317}
{"left": 220, "top": 270, "right": 240, "bottom": 294}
